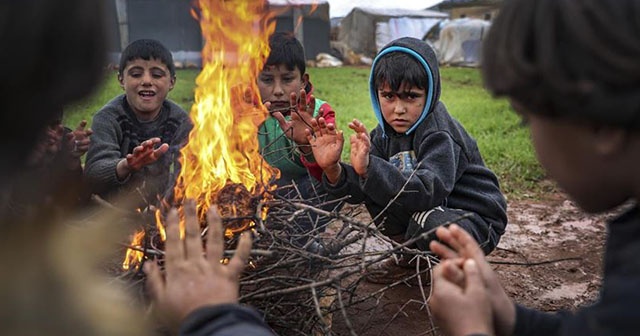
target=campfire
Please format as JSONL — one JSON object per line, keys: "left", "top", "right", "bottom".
{"left": 122, "top": 0, "right": 278, "bottom": 272}
{"left": 115, "top": 1, "right": 443, "bottom": 335}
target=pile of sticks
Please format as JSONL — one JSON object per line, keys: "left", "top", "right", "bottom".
{"left": 112, "top": 183, "right": 445, "bottom": 335}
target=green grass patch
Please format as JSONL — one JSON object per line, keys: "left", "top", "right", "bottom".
{"left": 64, "top": 66, "right": 546, "bottom": 198}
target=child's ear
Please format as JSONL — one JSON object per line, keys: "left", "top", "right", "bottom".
{"left": 169, "top": 76, "right": 176, "bottom": 91}
{"left": 117, "top": 73, "right": 124, "bottom": 89}
{"left": 302, "top": 73, "right": 310, "bottom": 88}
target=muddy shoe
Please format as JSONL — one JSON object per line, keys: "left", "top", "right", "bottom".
{"left": 365, "top": 256, "right": 431, "bottom": 286}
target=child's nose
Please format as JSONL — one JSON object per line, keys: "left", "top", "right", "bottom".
{"left": 394, "top": 103, "right": 407, "bottom": 114}
{"left": 141, "top": 72, "right": 153, "bottom": 86}
{"left": 273, "top": 80, "right": 284, "bottom": 97}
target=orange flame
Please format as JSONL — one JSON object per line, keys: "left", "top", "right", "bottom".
{"left": 175, "top": 0, "right": 278, "bottom": 217}
{"left": 122, "top": 230, "right": 146, "bottom": 270}
{"left": 122, "top": 0, "right": 278, "bottom": 271}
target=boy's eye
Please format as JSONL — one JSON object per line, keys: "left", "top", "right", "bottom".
{"left": 151, "top": 70, "right": 166, "bottom": 78}
{"left": 259, "top": 76, "right": 273, "bottom": 84}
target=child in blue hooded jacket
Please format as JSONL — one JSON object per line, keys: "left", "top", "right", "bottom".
{"left": 306, "top": 37, "right": 507, "bottom": 284}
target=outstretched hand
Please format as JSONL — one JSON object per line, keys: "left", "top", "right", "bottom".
{"left": 348, "top": 119, "right": 370, "bottom": 177}
{"left": 144, "top": 200, "right": 253, "bottom": 332}
{"left": 430, "top": 259, "right": 494, "bottom": 336}
{"left": 66, "top": 120, "right": 93, "bottom": 158}
{"left": 269, "top": 89, "right": 316, "bottom": 149}
{"left": 306, "top": 117, "right": 343, "bottom": 183}
{"left": 429, "top": 225, "right": 516, "bottom": 336}
{"left": 126, "top": 137, "right": 169, "bottom": 171}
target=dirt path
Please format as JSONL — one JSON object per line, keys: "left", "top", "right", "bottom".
{"left": 331, "top": 192, "right": 609, "bottom": 335}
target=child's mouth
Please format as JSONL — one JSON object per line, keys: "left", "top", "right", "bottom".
{"left": 139, "top": 91, "right": 156, "bottom": 98}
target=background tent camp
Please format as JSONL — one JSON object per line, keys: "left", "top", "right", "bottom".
{"left": 269, "top": 0, "right": 332, "bottom": 60}
{"left": 336, "top": 7, "right": 449, "bottom": 58}
{"left": 106, "top": 0, "right": 331, "bottom": 66}
{"left": 434, "top": 18, "right": 491, "bottom": 67}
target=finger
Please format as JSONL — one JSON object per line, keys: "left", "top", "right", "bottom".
{"left": 227, "top": 231, "right": 252, "bottom": 276}
{"left": 272, "top": 111, "right": 289, "bottom": 131}
{"left": 153, "top": 143, "right": 170, "bottom": 159}
{"left": 429, "top": 240, "right": 459, "bottom": 260}
{"left": 305, "top": 128, "right": 315, "bottom": 144}
{"left": 164, "top": 208, "right": 184, "bottom": 267}
{"left": 441, "top": 258, "right": 466, "bottom": 287}
{"left": 431, "top": 262, "right": 462, "bottom": 295}
{"left": 183, "top": 200, "right": 203, "bottom": 260}
{"left": 463, "top": 259, "right": 485, "bottom": 293}
{"left": 143, "top": 261, "right": 165, "bottom": 301}
{"left": 297, "top": 89, "right": 307, "bottom": 109}
{"left": 289, "top": 92, "right": 298, "bottom": 110}
{"left": 306, "top": 94, "right": 316, "bottom": 113}
{"left": 206, "top": 206, "right": 224, "bottom": 268}
{"left": 75, "top": 120, "right": 87, "bottom": 131}
{"left": 450, "top": 224, "right": 486, "bottom": 258}
{"left": 85, "top": 129, "right": 93, "bottom": 136}
{"left": 434, "top": 225, "right": 464, "bottom": 252}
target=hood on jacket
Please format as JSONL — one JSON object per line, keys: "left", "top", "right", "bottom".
{"left": 369, "top": 37, "right": 441, "bottom": 136}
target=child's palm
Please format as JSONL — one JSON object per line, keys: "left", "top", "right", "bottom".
{"left": 311, "top": 130, "right": 343, "bottom": 169}
{"left": 350, "top": 133, "right": 370, "bottom": 176}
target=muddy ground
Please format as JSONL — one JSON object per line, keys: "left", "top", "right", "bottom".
{"left": 329, "top": 190, "right": 611, "bottom": 336}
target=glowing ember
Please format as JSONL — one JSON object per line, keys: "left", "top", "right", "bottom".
{"left": 122, "top": 0, "right": 277, "bottom": 271}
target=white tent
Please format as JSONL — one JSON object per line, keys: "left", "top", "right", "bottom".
{"left": 434, "top": 18, "right": 490, "bottom": 67}
{"left": 328, "top": 0, "right": 444, "bottom": 18}
{"left": 337, "top": 7, "right": 449, "bottom": 57}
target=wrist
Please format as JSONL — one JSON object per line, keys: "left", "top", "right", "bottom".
{"left": 324, "top": 163, "right": 342, "bottom": 184}
{"left": 116, "top": 159, "right": 132, "bottom": 180}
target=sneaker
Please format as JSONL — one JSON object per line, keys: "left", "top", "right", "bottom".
{"left": 365, "top": 255, "right": 431, "bottom": 286}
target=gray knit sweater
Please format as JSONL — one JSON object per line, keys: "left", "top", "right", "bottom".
{"left": 84, "top": 94, "right": 192, "bottom": 205}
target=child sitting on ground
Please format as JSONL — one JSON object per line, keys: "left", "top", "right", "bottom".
{"left": 306, "top": 37, "right": 507, "bottom": 283}
{"left": 85, "top": 39, "right": 192, "bottom": 207}
{"left": 428, "top": 0, "right": 640, "bottom": 335}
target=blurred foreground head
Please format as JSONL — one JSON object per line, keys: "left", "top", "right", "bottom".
{"left": 482, "top": 0, "right": 640, "bottom": 129}
{"left": 0, "top": 0, "right": 107, "bottom": 180}
{"left": 0, "top": 1, "right": 148, "bottom": 335}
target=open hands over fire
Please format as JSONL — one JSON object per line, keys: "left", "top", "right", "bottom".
{"left": 127, "top": 138, "right": 169, "bottom": 170}
{"left": 144, "top": 200, "right": 253, "bottom": 332}
{"left": 306, "top": 117, "right": 344, "bottom": 184}
{"left": 429, "top": 224, "right": 516, "bottom": 336}
{"left": 348, "top": 119, "right": 370, "bottom": 177}
{"left": 269, "top": 89, "right": 316, "bottom": 152}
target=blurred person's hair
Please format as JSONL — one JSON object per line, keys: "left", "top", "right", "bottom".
{"left": 0, "top": 0, "right": 108, "bottom": 180}
{"left": 482, "top": 0, "right": 640, "bottom": 130}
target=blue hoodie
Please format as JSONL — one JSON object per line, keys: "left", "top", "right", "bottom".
{"left": 324, "top": 37, "right": 507, "bottom": 253}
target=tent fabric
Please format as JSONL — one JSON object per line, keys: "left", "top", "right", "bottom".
{"left": 338, "top": 7, "right": 448, "bottom": 57}
{"left": 268, "top": 0, "right": 332, "bottom": 60}
{"left": 433, "top": 18, "right": 490, "bottom": 67}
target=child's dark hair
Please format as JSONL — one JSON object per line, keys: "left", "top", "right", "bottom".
{"left": 266, "top": 31, "right": 306, "bottom": 75}
{"left": 119, "top": 39, "right": 176, "bottom": 77}
{"left": 483, "top": 0, "right": 640, "bottom": 129}
{"left": 372, "top": 52, "right": 427, "bottom": 92}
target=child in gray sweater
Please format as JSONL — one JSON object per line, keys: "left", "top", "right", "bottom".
{"left": 85, "top": 39, "right": 192, "bottom": 206}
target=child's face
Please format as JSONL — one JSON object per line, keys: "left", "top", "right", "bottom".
{"left": 118, "top": 58, "right": 175, "bottom": 120}
{"left": 514, "top": 103, "right": 629, "bottom": 213}
{"left": 257, "top": 64, "right": 304, "bottom": 111}
{"left": 377, "top": 82, "right": 426, "bottom": 133}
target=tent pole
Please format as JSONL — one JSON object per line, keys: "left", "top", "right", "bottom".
{"left": 115, "top": 0, "right": 129, "bottom": 51}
